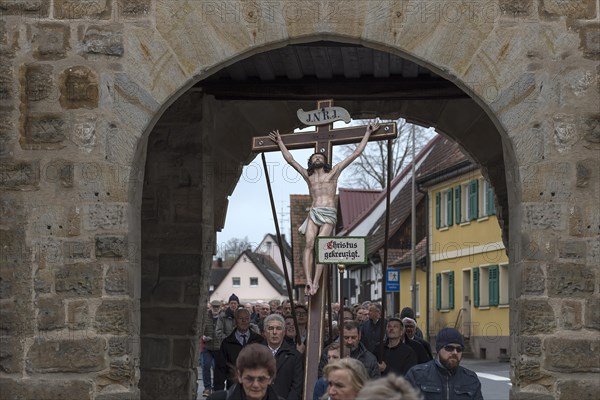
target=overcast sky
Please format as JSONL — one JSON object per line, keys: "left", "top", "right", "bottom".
{"left": 216, "top": 148, "right": 313, "bottom": 254}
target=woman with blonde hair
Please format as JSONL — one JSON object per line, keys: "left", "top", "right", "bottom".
{"left": 321, "top": 357, "right": 368, "bottom": 400}
{"left": 356, "top": 373, "right": 422, "bottom": 400}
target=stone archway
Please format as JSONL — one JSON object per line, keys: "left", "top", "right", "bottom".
{"left": 3, "top": 2, "right": 597, "bottom": 400}
{"left": 136, "top": 40, "right": 513, "bottom": 397}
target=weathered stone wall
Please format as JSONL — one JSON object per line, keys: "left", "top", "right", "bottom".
{"left": 0, "top": 1, "right": 598, "bottom": 399}
{"left": 138, "top": 91, "right": 211, "bottom": 399}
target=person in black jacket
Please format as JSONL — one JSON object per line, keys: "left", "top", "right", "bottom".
{"left": 220, "top": 308, "right": 265, "bottom": 389}
{"left": 405, "top": 327, "right": 483, "bottom": 400}
{"left": 378, "top": 317, "right": 417, "bottom": 376}
{"left": 343, "top": 320, "right": 381, "bottom": 379}
{"left": 359, "top": 302, "right": 387, "bottom": 356}
{"left": 207, "top": 343, "right": 284, "bottom": 400}
{"left": 400, "top": 307, "right": 423, "bottom": 338}
{"left": 403, "top": 317, "right": 433, "bottom": 360}
{"left": 262, "top": 314, "right": 303, "bottom": 400}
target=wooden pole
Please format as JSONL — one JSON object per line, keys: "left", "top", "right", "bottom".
{"left": 338, "top": 264, "right": 346, "bottom": 359}
{"left": 327, "top": 271, "right": 333, "bottom": 344}
{"left": 261, "top": 153, "right": 301, "bottom": 343}
{"left": 411, "top": 125, "right": 417, "bottom": 311}
{"left": 378, "top": 138, "right": 393, "bottom": 362}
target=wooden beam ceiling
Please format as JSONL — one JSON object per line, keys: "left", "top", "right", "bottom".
{"left": 198, "top": 76, "right": 467, "bottom": 101}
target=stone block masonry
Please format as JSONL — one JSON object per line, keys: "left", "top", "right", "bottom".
{"left": 0, "top": 1, "right": 597, "bottom": 399}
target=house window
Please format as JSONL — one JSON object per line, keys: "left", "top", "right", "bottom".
{"left": 232, "top": 277, "right": 241, "bottom": 287}
{"left": 249, "top": 277, "right": 259, "bottom": 287}
{"left": 436, "top": 271, "right": 454, "bottom": 310}
{"left": 474, "top": 265, "right": 499, "bottom": 307}
{"left": 435, "top": 189, "right": 454, "bottom": 229}
{"left": 499, "top": 264, "right": 509, "bottom": 305}
{"left": 468, "top": 179, "right": 479, "bottom": 221}
{"left": 480, "top": 179, "right": 496, "bottom": 217}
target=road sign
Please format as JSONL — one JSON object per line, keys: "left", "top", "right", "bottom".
{"left": 386, "top": 269, "right": 400, "bottom": 292}
{"left": 315, "top": 237, "right": 367, "bottom": 264}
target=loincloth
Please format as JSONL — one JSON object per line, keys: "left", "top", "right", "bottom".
{"left": 298, "top": 207, "right": 337, "bottom": 235}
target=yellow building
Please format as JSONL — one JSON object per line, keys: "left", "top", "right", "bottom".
{"left": 424, "top": 168, "right": 510, "bottom": 360}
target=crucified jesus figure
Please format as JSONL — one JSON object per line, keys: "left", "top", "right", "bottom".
{"left": 269, "top": 121, "right": 381, "bottom": 295}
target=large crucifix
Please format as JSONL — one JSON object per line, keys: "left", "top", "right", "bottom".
{"left": 252, "top": 99, "right": 396, "bottom": 398}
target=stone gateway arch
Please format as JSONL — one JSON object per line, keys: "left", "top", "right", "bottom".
{"left": 1, "top": 1, "right": 598, "bottom": 399}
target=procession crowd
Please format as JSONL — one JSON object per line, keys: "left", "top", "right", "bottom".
{"left": 201, "top": 294, "right": 483, "bottom": 400}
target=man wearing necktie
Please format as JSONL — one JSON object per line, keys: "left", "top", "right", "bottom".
{"left": 220, "top": 308, "right": 265, "bottom": 389}
{"left": 262, "top": 314, "right": 304, "bottom": 400}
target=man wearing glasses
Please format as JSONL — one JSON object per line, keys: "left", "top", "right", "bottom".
{"left": 262, "top": 314, "right": 303, "bottom": 400}
{"left": 405, "top": 327, "right": 483, "bottom": 399}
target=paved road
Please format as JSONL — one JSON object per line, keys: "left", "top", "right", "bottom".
{"left": 197, "top": 358, "right": 511, "bottom": 399}
{"left": 462, "top": 358, "right": 511, "bottom": 400}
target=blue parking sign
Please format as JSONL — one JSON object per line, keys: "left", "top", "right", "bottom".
{"left": 386, "top": 269, "right": 400, "bottom": 292}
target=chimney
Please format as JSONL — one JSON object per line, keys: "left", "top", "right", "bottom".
{"left": 217, "top": 257, "right": 223, "bottom": 268}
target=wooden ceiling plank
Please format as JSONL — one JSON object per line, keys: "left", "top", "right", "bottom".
{"left": 310, "top": 47, "right": 333, "bottom": 79}
{"left": 327, "top": 47, "right": 345, "bottom": 76}
{"left": 253, "top": 53, "right": 276, "bottom": 81}
{"left": 389, "top": 55, "right": 404, "bottom": 75}
{"left": 268, "top": 52, "right": 286, "bottom": 78}
{"left": 340, "top": 47, "right": 360, "bottom": 79}
{"left": 227, "top": 62, "right": 247, "bottom": 81}
{"left": 357, "top": 48, "right": 373, "bottom": 76}
{"left": 295, "top": 47, "right": 316, "bottom": 76}
{"left": 402, "top": 60, "right": 419, "bottom": 78}
{"left": 280, "top": 47, "right": 304, "bottom": 80}
{"left": 373, "top": 51, "right": 390, "bottom": 78}
{"left": 240, "top": 57, "right": 258, "bottom": 78}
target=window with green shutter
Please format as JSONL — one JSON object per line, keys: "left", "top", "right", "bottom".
{"left": 486, "top": 183, "right": 496, "bottom": 216}
{"left": 436, "top": 273, "right": 441, "bottom": 310}
{"left": 473, "top": 268, "right": 480, "bottom": 308}
{"left": 455, "top": 185, "right": 461, "bottom": 223}
{"left": 446, "top": 188, "right": 453, "bottom": 226}
{"left": 448, "top": 271, "right": 455, "bottom": 309}
{"left": 469, "top": 180, "right": 479, "bottom": 220}
{"left": 435, "top": 192, "right": 441, "bottom": 229}
{"left": 489, "top": 265, "right": 499, "bottom": 306}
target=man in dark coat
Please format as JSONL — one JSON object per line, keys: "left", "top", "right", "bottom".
{"left": 406, "top": 327, "right": 483, "bottom": 399}
{"left": 400, "top": 307, "right": 424, "bottom": 338}
{"left": 262, "top": 314, "right": 303, "bottom": 400}
{"left": 378, "top": 317, "right": 418, "bottom": 376}
{"left": 360, "top": 302, "right": 387, "bottom": 355}
{"left": 343, "top": 320, "right": 381, "bottom": 379}
{"left": 403, "top": 317, "right": 433, "bottom": 361}
{"left": 220, "top": 308, "right": 265, "bottom": 389}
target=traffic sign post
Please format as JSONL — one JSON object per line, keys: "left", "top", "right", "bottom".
{"left": 386, "top": 269, "right": 400, "bottom": 292}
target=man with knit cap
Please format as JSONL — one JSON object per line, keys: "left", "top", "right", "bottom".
{"left": 405, "top": 327, "right": 483, "bottom": 399}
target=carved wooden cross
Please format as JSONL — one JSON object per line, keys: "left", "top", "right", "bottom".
{"left": 252, "top": 99, "right": 396, "bottom": 399}
{"left": 252, "top": 99, "right": 397, "bottom": 161}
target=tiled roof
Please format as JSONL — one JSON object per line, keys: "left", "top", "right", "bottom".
{"left": 336, "top": 188, "right": 383, "bottom": 232}
{"left": 209, "top": 268, "right": 229, "bottom": 287}
{"left": 386, "top": 237, "right": 428, "bottom": 268}
{"left": 337, "top": 135, "right": 441, "bottom": 236}
{"left": 245, "top": 251, "right": 288, "bottom": 295}
{"left": 416, "top": 136, "right": 471, "bottom": 182}
{"left": 366, "top": 188, "right": 425, "bottom": 254}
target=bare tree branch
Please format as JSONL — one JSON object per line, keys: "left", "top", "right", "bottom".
{"left": 335, "top": 119, "right": 434, "bottom": 189}
{"left": 217, "top": 236, "right": 253, "bottom": 260}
